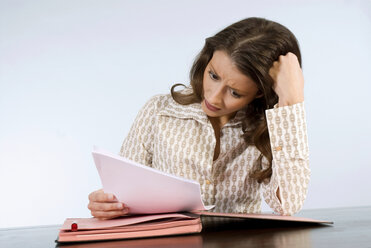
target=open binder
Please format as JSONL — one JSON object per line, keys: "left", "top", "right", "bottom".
{"left": 57, "top": 211, "right": 332, "bottom": 243}
{"left": 58, "top": 212, "right": 201, "bottom": 243}
{"left": 56, "top": 148, "right": 332, "bottom": 243}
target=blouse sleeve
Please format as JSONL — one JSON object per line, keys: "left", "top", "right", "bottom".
{"left": 261, "top": 102, "right": 311, "bottom": 215}
{"left": 119, "top": 95, "right": 160, "bottom": 167}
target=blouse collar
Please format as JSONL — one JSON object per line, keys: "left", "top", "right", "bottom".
{"left": 157, "top": 97, "right": 246, "bottom": 128}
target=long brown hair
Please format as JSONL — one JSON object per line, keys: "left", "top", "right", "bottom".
{"left": 171, "top": 17, "right": 302, "bottom": 183}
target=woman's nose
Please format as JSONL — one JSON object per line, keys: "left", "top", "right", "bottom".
{"left": 208, "top": 85, "right": 224, "bottom": 106}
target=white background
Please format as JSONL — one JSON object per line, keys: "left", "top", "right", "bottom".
{"left": 0, "top": 0, "right": 370, "bottom": 228}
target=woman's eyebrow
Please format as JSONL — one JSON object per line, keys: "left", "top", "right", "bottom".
{"left": 209, "top": 63, "right": 250, "bottom": 95}
{"left": 209, "top": 64, "right": 219, "bottom": 75}
{"left": 229, "top": 85, "right": 249, "bottom": 95}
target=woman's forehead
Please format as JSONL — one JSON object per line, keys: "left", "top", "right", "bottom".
{"left": 208, "top": 50, "right": 256, "bottom": 91}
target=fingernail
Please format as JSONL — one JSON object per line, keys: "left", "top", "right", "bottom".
{"left": 116, "top": 203, "right": 123, "bottom": 209}
{"left": 108, "top": 194, "right": 114, "bottom": 201}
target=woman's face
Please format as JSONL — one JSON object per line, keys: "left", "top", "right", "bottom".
{"left": 201, "top": 50, "right": 259, "bottom": 126}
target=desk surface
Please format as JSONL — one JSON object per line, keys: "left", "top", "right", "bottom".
{"left": 1, "top": 206, "right": 370, "bottom": 248}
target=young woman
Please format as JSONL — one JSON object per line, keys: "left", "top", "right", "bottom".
{"left": 88, "top": 17, "right": 310, "bottom": 219}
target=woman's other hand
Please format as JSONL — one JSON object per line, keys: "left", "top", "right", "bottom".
{"left": 269, "top": 52, "right": 304, "bottom": 107}
{"left": 88, "top": 189, "right": 129, "bottom": 219}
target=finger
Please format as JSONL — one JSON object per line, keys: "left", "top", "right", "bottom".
{"left": 269, "top": 66, "right": 277, "bottom": 79}
{"left": 91, "top": 209, "right": 129, "bottom": 219}
{"left": 88, "top": 202, "right": 127, "bottom": 212}
{"left": 89, "top": 189, "right": 118, "bottom": 203}
{"left": 286, "top": 52, "right": 298, "bottom": 60}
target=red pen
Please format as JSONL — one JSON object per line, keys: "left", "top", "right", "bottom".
{"left": 71, "top": 221, "right": 78, "bottom": 232}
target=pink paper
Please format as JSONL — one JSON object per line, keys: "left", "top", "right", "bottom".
{"left": 61, "top": 213, "right": 197, "bottom": 230}
{"left": 92, "top": 147, "right": 214, "bottom": 214}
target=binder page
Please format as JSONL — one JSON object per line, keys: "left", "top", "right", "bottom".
{"left": 92, "top": 147, "right": 214, "bottom": 214}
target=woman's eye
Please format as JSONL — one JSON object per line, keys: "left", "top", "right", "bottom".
{"left": 208, "top": 71, "right": 219, "bottom": 80}
{"left": 230, "top": 89, "right": 241, "bottom": 98}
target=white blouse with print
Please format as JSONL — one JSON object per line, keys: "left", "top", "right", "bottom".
{"left": 120, "top": 93, "right": 310, "bottom": 215}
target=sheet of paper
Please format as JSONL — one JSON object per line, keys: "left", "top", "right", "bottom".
{"left": 92, "top": 147, "right": 214, "bottom": 214}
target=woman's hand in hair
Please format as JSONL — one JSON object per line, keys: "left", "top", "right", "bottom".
{"left": 88, "top": 189, "right": 129, "bottom": 220}
{"left": 269, "top": 52, "right": 304, "bottom": 107}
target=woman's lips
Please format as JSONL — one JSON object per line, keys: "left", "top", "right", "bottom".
{"left": 205, "top": 99, "right": 221, "bottom": 112}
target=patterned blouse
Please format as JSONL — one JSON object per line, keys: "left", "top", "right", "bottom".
{"left": 120, "top": 93, "right": 310, "bottom": 215}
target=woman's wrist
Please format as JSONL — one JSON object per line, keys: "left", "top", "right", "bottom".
{"left": 278, "top": 95, "right": 304, "bottom": 107}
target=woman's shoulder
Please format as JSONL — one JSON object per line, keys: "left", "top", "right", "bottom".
{"left": 140, "top": 93, "right": 179, "bottom": 117}
{"left": 144, "top": 93, "right": 175, "bottom": 110}
{"left": 146, "top": 87, "right": 196, "bottom": 111}
{"left": 142, "top": 90, "right": 205, "bottom": 122}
